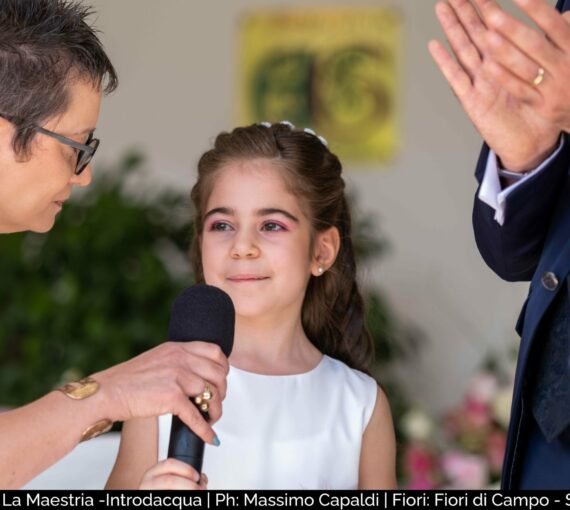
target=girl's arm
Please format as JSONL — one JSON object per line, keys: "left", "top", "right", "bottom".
{"left": 106, "top": 417, "right": 206, "bottom": 490}
{"left": 105, "top": 417, "right": 158, "bottom": 489}
{"left": 358, "top": 385, "right": 397, "bottom": 489}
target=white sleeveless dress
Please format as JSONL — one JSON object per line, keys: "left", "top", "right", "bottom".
{"left": 158, "top": 355, "right": 377, "bottom": 489}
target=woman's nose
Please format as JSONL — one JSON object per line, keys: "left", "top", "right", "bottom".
{"left": 69, "top": 165, "right": 92, "bottom": 187}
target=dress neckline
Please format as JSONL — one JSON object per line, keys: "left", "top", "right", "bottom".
{"left": 229, "top": 355, "right": 328, "bottom": 379}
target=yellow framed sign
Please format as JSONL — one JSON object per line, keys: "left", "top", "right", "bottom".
{"left": 238, "top": 7, "right": 402, "bottom": 163}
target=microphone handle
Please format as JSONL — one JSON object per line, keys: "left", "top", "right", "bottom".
{"left": 168, "top": 408, "right": 209, "bottom": 473}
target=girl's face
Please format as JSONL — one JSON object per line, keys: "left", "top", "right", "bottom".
{"left": 201, "top": 158, "right": 317, "bottom": 321}
{"left": 0, "top": 80, "right": 100, "bottom": 233}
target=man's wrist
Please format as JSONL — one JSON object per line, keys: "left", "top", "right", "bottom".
{"left": 497, "top": 134, "right": 562, "bottom": 174}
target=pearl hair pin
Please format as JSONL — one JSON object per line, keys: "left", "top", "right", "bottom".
{"left": 259, "top": 121, "right": 329, "bottom": 148}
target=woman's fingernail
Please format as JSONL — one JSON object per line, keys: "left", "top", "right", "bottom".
{"left": 213, "top": 434, "right": 221, "bottom": 447}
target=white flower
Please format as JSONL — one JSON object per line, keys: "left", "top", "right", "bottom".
{"left": 492, "top": 389, "right": 512, "bottom": 428}
{"left": 400, "top": 408, "right": 434, "bottom": 442}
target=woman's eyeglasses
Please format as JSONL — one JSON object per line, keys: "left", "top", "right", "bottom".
{"left": 34, "top": 126, "right": 99, "bottom": 175}
{"left": 0, "top": 114, "right": 100, "bottom": 175}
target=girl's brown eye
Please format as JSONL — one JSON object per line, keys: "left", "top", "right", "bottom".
{"left": 262, "top": 222, "right": 285, "bottom": 232}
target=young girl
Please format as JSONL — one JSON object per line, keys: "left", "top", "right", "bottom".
{"left": 106, "top": 121, "right": 396, "bottom": 490}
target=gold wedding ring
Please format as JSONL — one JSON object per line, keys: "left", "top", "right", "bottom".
{"left": 533, "top": 67, "right": 545, "bottom": 87}
{"left": 194, "top": 382, "right": 213, "bottom": 413}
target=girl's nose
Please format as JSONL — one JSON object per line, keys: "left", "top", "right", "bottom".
{"left": 230, "top": 231, "right": 260, "bottom": 259}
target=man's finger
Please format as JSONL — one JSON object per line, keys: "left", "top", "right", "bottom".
{"left": 484, "top": 30, "right": 547, "bottom": 92}
{"left": 449, "top": 0, "right": 488, "bottom": 49}
{"left": 512, "top": 0, "right": 570, "bottom": 52}
{"left": 436, "top": 1, "right": 482, "bottom": 78}
{"left": 428, "top": 39, "right": 474, "bottom": 103}
{"left": 483, "top": 58, "right": 542, "bottom": 105}
{"left": 482, "top": 2, "right": 559, "bottom": 71}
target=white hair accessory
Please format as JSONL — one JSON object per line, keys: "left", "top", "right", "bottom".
{"left": 266, "top": 121, "right": 328, "bottom": 148}
{"left": 303, "top": 127, "right": 328, "bottom": 147}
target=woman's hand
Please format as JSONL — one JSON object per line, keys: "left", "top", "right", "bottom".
{"left": 139, "top": 459, "right": 208, "bottom": 490}
{"left": 92, "top": 341, "right": 228, "bottom": 445}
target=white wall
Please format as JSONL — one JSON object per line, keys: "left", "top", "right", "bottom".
{"left": 89, "top": 0, "right": 530, "bottom": 413}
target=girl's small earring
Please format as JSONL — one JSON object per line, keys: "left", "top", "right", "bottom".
{"left": 317, "top": 266, "right": 324, "bottom": 275}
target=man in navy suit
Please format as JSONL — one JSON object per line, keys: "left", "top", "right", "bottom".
{"left": 431, "top": 0, "right": 570, "bottom": 489}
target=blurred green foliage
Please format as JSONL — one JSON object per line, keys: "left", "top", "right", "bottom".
{"left": 0, "top": 151, "right": 417, "bottom": 410}
{"left": 0, "top": 152, "right": 192, "bottom": 405}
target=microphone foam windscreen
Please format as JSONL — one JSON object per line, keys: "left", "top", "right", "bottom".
{"left": 167, "top": 284, "right": 235, "bottom": 357}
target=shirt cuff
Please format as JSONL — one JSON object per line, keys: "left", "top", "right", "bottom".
{"left": 477, "top": 140, "right": 564, "bottom": 226}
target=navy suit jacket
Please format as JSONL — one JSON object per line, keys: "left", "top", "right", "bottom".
{"left": 473, "top": 2, "right": 570, "bottom": 480}
{"left": 473, "top": 137, "right": 570, "bottom": 487}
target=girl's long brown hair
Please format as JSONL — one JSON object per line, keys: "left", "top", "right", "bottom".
{"left": 190, "top": 122, "right": 374, "bottom": 373}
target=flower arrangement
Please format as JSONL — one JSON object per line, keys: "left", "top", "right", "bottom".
{"left": 399, "top": 354, "right": 515, "bottom": 489}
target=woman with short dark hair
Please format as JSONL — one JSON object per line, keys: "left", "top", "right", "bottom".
{"left": 0, "top": 0, "right": 227, "bottom": 488}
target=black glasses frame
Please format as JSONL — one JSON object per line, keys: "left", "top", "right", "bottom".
{"left": 0, "top": 114, "right": 99, "bottom": 175}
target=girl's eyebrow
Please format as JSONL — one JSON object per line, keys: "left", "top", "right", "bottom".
{"left": 204, "top": 207, "right": 232, "bottom": 220}
{"left": 204, "top": 207, "right": 299, "bottom": 223}
{"left": 258, "top": 208, "right": 299, "bottom": 223}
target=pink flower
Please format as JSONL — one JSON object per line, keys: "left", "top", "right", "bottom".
{"left": 486, "top": 430, "right": 506, "bottom": 474}
{"left": 407, "top": 476, "right": 437, "bottom": 490}
{"left": 404, "top": 443, "right": 436, "bottom": 478}
{"left": 468, "top": 372, "right": 498, "bottom": 404}
{"left": 464, "top": 396, "right": 492, "bottom": 428}
{"left": 441, "top": 451, "right": 489, "bottom": 489}
{"left": 442, "top": 409, "right": 462, "bottom": 439}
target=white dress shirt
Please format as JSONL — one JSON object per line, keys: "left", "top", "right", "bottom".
{"left": 478, "top": 140, "right": 564, "bottom": 225}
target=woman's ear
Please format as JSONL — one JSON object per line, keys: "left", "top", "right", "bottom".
{"left": 311, "top": 226, "right": 341, "bottom": 276}
{"left": 0, "top": 116, "right": 16, "bottom": 155}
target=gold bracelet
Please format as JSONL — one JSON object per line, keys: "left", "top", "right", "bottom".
{"left": 57, "top": 376, "right": 100, "bottom": 400}
{"left": 80, "top": 419, "right": 113, "bottom": 442}
{"left": 57, "top": 376, "right": 113, "bottom": 441}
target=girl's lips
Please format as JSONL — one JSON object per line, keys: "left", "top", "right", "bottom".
{"left": 227, "top": 275, "right": 269, "bottom": 282}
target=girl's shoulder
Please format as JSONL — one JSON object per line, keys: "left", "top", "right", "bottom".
{"left": 321, "top": 355, "right": 378, "bottom": 415}
{"left": 322, "top": 355, "right": 377, "bottom": 386}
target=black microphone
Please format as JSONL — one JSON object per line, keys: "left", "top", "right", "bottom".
{"left": 167, "top": 284, "right": 235, "bottom": 472}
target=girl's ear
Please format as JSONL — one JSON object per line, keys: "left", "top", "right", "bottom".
{"left": 311, "top": 226, "right": 341, "bottom": 276}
